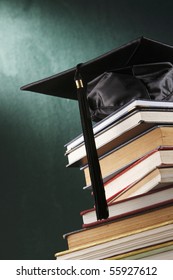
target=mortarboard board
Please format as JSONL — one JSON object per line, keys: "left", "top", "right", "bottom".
{"left": 21, "top": 36, "right": 173, "bottom": 221}
{"left": 21, "top": 36, "right": 173, "bottom": 100}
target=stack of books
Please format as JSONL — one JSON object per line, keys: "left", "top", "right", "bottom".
{"left": 55, "top": 99, "right": 173, "bottom": 260}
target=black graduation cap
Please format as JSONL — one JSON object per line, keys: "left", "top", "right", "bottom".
{"left": 21, "top": 36, "right": 173, "bottom": 100}
{"left": 21, "top": 36, "right": 173, "bottom": 221}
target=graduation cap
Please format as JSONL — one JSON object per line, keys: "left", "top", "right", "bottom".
{"left": 21, "top": 36, "right": 173, "bottom": 100}
{"left": 21, "top": 36, "right": 173, "bottom": 221}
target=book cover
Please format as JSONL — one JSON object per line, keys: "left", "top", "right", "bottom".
{"left": 80, "top": 185, "right": 173, "bottom": 227}
{"left": 65, "top": 204, "right": 173, "bottom": 249}
{"left": 66, "top": 110, "right": 173, "bottom": 167}
{"left": 65, "top": 100, "right": 173, "bottom": 152}
{"left": 83, "top": 126, "right": 173, "bottom": 185}
{"left": 85, "top": 147, "right": 173, "bottom": 202}
{"left": 107, "top": 240, "right": 173, "bottom": 260}
{"left": 55, "top": 222, "right": 173, "bottom": 260}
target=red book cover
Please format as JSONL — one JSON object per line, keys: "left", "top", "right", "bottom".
{"left": 81, "top": 185, "right": 173, "bottom": 228}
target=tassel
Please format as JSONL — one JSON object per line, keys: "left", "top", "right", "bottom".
{"left": 74, "top": 64, "right": 109, "bottom": 220}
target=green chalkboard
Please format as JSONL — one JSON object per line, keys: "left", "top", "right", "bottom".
{"left": 0, "top": 0, "right": 173, "bottom": 259}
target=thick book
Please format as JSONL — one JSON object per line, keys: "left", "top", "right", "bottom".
{"left": 66, "top": 107, "right": 173, "bottom": 167}
{"left": 87, "top": 165, "right": 173, "bottom": 202}
{"left": 138, "top": 246, "right": 173, "bottom": 260}
{"left": 85, "top": 147, "right": 173, "bottom": 202}
{"left": 65, "top": 99, "right": 173, "bottom": 152}
{"left": 64, "top": 203, "right": 173, "bottom": 250}
{"left": 110, "top": 165, "right": 173, "bottom": 203}
{"left": 80, "top": 186, "right": 173, "bottom": 227}
{"left": 107, "top": 240, "right": 173, "bottom": 260}
{"left": 83, "top": 125, "right": 173, "bottom": 186}
{"left": 55, "top": 222, "right": 173, "bottom": 260}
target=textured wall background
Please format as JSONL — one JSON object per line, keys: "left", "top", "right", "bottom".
{"left": 1, "top": 0, "right": 173, "bottom": 259}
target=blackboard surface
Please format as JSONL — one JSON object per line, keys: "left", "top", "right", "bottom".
{"left": 0, "top": 0, "right": 173, "bottom": 259}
